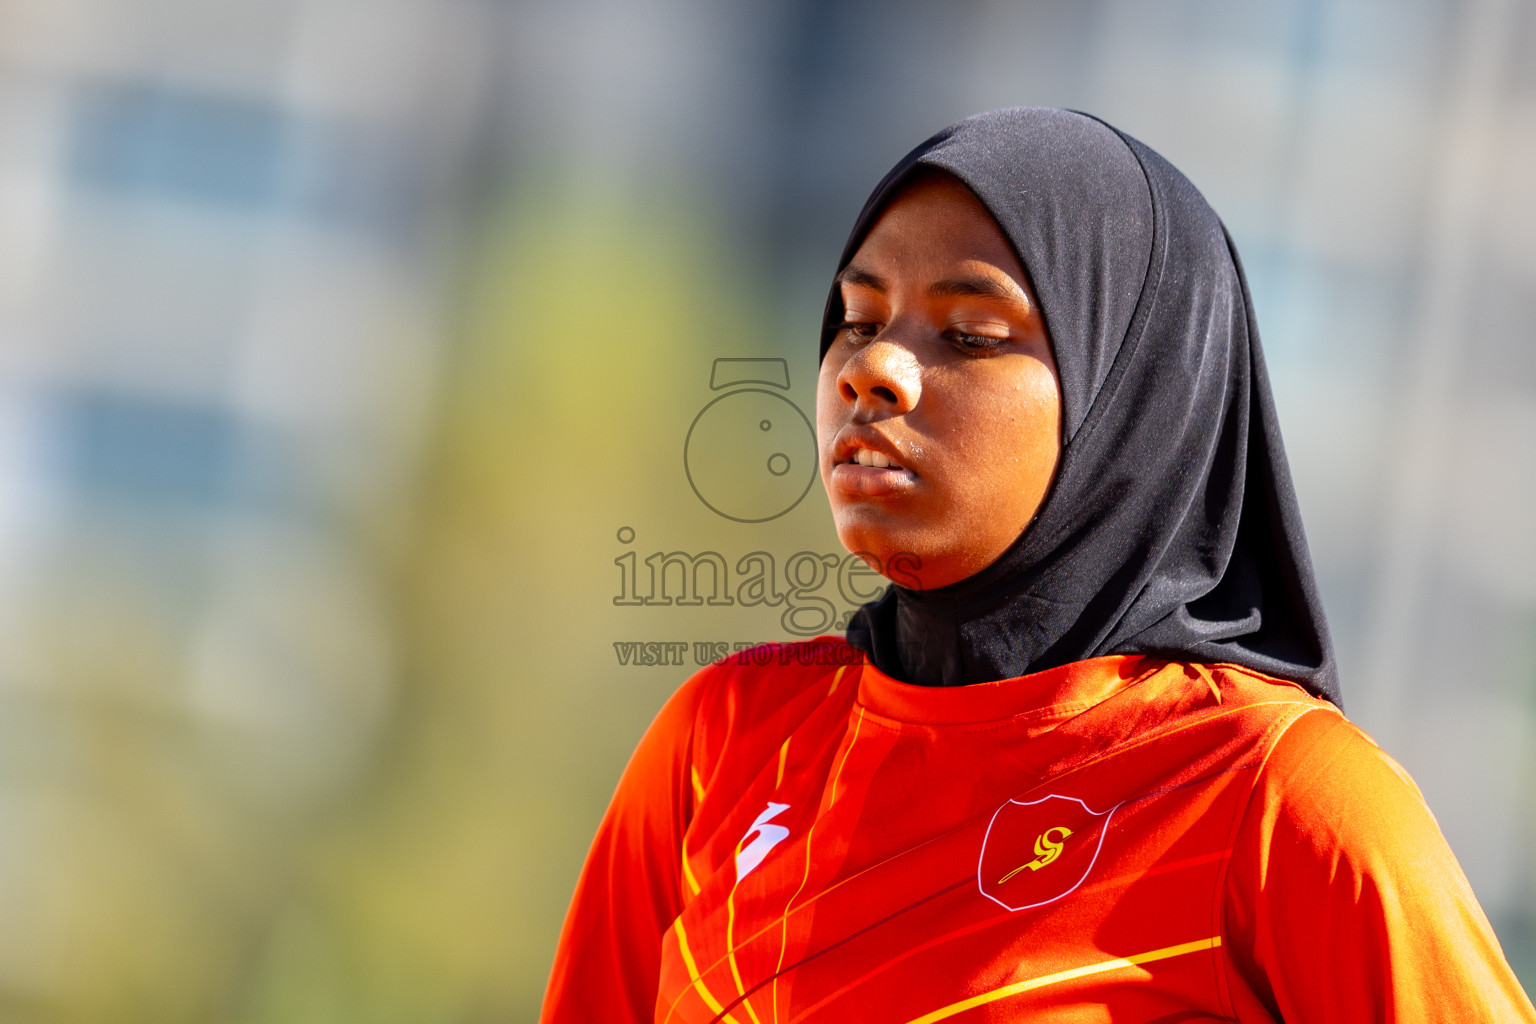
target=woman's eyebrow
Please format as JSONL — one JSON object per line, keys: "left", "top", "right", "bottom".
{"left": 928, "top": 274, "right": 1026, "bottom": 303}
{"left": 837, "top": 266, "right": 886, "bottom": 291}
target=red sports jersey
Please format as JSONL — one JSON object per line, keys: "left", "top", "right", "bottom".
{"left": 541, "top": 639, "right": 1536, "bottom": 1023}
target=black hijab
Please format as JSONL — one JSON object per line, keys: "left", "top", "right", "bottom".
{"left": 825, "top": 108, "right": 1340, "bottom": 707}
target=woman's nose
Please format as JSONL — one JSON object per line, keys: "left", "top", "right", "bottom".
{"left": 837, "top": 337, "right": 922, "bottom": 415}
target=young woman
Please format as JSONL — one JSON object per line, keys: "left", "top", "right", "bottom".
{"left": 540, "top": 109, "right": 1535, "bottom": 1023}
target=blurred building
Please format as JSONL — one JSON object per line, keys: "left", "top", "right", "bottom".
{"left": 0, "top": 0, "right": 492, "bottom": 1017}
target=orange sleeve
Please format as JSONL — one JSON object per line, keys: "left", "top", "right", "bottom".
{"left": 538, "top": 667, "right": 715, "bottom": 1024}
{"left": 1224, "top": 707, "right": 1536, "bottom": 1023}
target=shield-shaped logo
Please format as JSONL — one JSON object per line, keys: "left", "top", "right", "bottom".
{"left": 977, "top": 794, "right": 1117, "bottom": 912}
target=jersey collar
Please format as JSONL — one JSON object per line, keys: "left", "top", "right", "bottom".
{"left": 854, "top": 653, "right": 1160, "bottom": 726}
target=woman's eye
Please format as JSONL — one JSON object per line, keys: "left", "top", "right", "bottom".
{"left": 836, "top": 319, "right": 881, "bottom": 341}
{"left": 947, "top": 329, "right": 1009, "bottom": 354}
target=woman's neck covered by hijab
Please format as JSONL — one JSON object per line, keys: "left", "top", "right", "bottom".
{"left": 848, "top": 524, "right": 1062, "bottom": 687}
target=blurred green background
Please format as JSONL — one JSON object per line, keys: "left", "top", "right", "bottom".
{"left": 0, "top": 0, "right": 1532, "bottom": 1020}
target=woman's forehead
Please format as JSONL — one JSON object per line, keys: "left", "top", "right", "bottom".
{"left": 846, "top": 172, "right": 1026, "bottom": 283}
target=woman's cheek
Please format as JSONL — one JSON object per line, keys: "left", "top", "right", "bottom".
{"left": 1008, "top": 368, "right": 1063, "bottom": 449}
{"left": 965, "top": 371, "right": 1061, "bottom": 522}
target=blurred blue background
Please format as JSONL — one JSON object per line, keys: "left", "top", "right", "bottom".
{"left": 0, "top": 0, "right": 1532, "bottom": 1019}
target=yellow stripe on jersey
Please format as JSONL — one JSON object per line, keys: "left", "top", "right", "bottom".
{"left": 683, "top": 766, "right": 706, "bottom": 897}
{"left": 901, "top": 936, "right": 1223, "bottom": 1024}
{"left": 773, "top": 705, "right": 866, "bottom": 1023}
{"left": 674, "top": 915, "right": 746, "bottom": 1024}
{"left": 681, "top": 851, "right": 701, "bottom": 896}
{"left": 777, "top": 661, "right": 848, "bottom": 791}
{"left": 725, "top": 873, "right": 765, "bottom": 1024}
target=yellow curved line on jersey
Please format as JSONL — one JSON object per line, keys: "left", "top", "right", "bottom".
{"left": 788, "top": 851, "right": 1233, "bottom": 1022}
{"left": 726, "top": 837, "right": 766, "bottom": 1024}
{"left": 776, "top": 736, "right": 791, "bottom": 789}
{"left": 666, "top": 666, "right": 853, "bottom": 1024}
{"left": 899, "top": 936, "right": 1222, "bottom": 1024}
{"left": 773, "top": 700, "right": 864, "bottom": 1023}
{"left": 683, "top": 766, "right": 707, "bottom": 896}
{"left": 685, "top": 847, "right": 703, "bottom": 896}
{"left": 674, "top": 915, "right": 746, "bottom": 1024}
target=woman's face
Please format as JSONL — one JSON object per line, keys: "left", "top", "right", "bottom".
{"left": 817, "top": 172, "right": 1062, "bottom": 591}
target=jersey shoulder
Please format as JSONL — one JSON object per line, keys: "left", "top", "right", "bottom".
{"left": 1067, "top": 660, "right": 1343, "bottom": 783}
{"left": 1100, "top": 659, "right": 1340, "bottom": 746}
{"left": 1200, "top": 660, "right": 1340, "bottom": 712}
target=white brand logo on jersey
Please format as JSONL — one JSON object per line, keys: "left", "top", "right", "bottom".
{"left": 735, "top": 802, "right": 791, "bottom": 881}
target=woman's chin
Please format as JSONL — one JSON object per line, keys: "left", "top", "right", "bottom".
{"left": 831, "top": 517, "right": 932, "bottom": 588}
{"left": 834, "top": 511, "right": 1019, "bottom": 592}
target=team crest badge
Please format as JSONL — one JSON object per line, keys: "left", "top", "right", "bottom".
{"left": 977, "top": 794, "right": 1117, "bottom": 911}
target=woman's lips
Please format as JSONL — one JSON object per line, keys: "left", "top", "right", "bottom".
{"left": 829, "top": 447, "right": 919, "bottom": 496}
